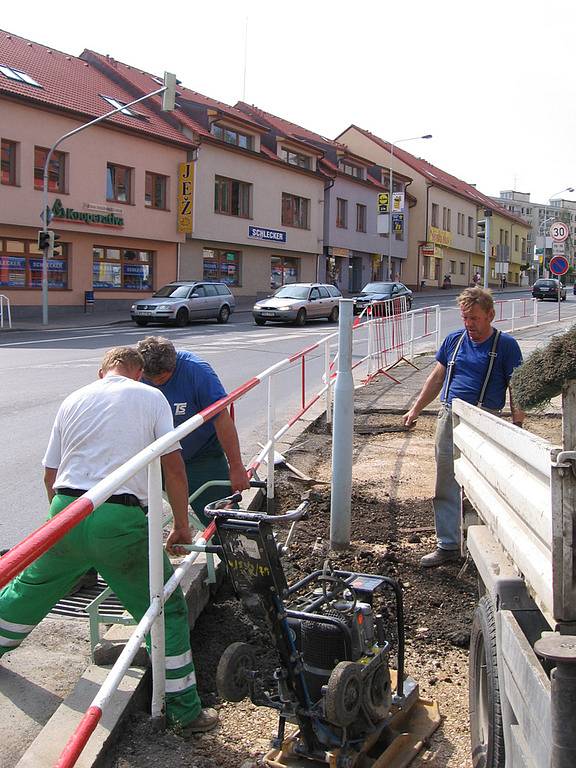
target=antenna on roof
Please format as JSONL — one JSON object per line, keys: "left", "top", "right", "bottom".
{"left": 242, "top": 17, "right": 248, "bottom": 101}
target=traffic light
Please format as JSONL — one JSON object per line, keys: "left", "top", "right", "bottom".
{"left": 51, "top": 232, "right": 62, "bottom": 258}
{"left": 38, "top": 230, "right": 51, "bottom": 250}
{"left": 477, "top": 220, "right": 486, "bottom": 239}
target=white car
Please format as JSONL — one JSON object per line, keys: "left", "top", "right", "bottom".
{"left": 131, "top": 281, "right": 235, "bottom": 326}
{"left": 253, "top": 283, "right": 341, "bottom": 326}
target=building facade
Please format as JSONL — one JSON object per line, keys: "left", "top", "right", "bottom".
{"left": 338, "top": 126, "right": 529, "bottom": 289}
{"left": 0, "top": 32, "right": 193, "bottom": 318}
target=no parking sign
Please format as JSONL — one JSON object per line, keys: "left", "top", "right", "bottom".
{"left": 549, "top": 255, "right": 569, "bottom": 276}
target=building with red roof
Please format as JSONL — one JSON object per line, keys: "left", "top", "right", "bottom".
{"left": 0, "top": 29, "right": 195, "bottom": 318}
{"left": 81, "top": 50, "right": 332, "bottom": 297}
{"left": 338, "top": 125, "right": 530, "bottom": 289}
{"left": 235, "top": 102, "right": 415, "bottom": 290}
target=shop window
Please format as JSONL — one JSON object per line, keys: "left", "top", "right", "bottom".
{"left": 271, "top": 256, "right": 299, "bottom": 289}
{"left": 34, "top": 147, "right": 65, "bottom": 192}
{"left": 93, "top": 246, "right": 152, "bottom": 290}
{"left": 202, "top": 248, "right": 240, "bottom": 286}
{"left": 282, "top": 193, "right": 309, "bottom": 229}
{"left": 214, "top": 176, "right": 251, "bottom": 218}
{"left": 106, "top": 163, "right": 132, "bottom": 203}
{"left": 0, "top": 237, "right": 68, "bottom": 288}
{"left": 1, "top": 139, "right": 17, "bottom": 186}
{"left": 336, "top": 198, "right": 348, "bottom": 228}
{"left": 145, "top": 172, "right": 168, "bottom": 209}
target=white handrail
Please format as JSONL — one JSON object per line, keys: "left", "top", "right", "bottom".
{"left": 0, "top": 294, "right": 12, "bottom": 329}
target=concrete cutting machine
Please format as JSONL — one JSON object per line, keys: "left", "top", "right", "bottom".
{"left": 206, "top": 496, "right": 440, "bottom": 768}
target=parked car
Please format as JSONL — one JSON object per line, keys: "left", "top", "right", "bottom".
{"left": 532, "top": 278, "right": 567, "bottom": 302}
{"left": 252, "top": 283, "right": 341, "bottom": 326}
{"left": 130, "top": 281, "right": 235, "bottom": 326}
{"left": 352, "top": 281, "right": 413, "bottom": 314}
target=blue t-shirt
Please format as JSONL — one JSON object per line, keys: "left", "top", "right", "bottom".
{"left": 144, "top": 350, "right": 227, "bottom": 461}
{"left": 436, "top": 329, "right": 522, "bottom": 409}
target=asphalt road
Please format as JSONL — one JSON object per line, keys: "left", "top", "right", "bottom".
{"left": 1, "top": 288, "right": 574, "bottom": 548}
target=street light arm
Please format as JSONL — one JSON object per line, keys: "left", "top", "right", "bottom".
{"left": 41, "top": 77, "right": 175, "bottom": 326}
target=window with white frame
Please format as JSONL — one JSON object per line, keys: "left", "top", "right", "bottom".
{"left": 0, "top": 65, "right": 41, "bottom": 87}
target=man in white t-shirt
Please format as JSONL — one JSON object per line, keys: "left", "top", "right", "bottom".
{"left": 0, "top": 347, "right": 218, "bottom": 735}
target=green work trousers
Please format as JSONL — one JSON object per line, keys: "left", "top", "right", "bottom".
{"left": 186, "top": 441, "right": 230, "bottom": 526}
{"left": 0, "top": 495, "right": 201, "bottom": 727}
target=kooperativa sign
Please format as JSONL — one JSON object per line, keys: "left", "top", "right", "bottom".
{"left": 51, "top": 198, "right": 124, "bottom": 227}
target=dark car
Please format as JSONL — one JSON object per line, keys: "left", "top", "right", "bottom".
{"left": 130, "top": 281, "right": 236, "bottom": 326}
{"left": 352, "top": 281, "right": 413, "bottom": 314}
{"left": 532, "top": 279, "right": 567, "bottom": 302}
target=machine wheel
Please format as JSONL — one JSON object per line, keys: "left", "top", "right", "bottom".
{"left": 329, "top": 305, "right": 339, "bottom": 323}
{"left": 216, "top": 642, "right": 256, "bottom": 702}
{"left": 294, "top": 308, "right": 307, "bottom": 326}
{"left": 362, "top": 663, "right": 392, "bottom": 722}
{"left": 174, "top": 308, "right": 189, "bottom": 327}
{"left": 561, "top": 295, "right": 567, "bottom": 302}
{"left": 469, "top": 596, "right": 504, "bottom": 768}
{"left": 217, "top": 304, "right": 231, "bottom": 324}
{"left": 254, "top": 317, "right": 266, "bottom": 326}
{"left": 134, "top": 319, "right": 149, "bottom": 327}
{"left": 325, "top": 661, "right": 363, "bottom": 727}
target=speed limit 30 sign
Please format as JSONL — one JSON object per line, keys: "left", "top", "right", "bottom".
{"left": 549, "top": 220, "right": 570, "bottom": 242}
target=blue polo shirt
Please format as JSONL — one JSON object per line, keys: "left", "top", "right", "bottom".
{"left": 436, "top": 329, "right": 522, "bottom": 409}
{"left": 144, "top": 350, "right": 227, "bottom": 461}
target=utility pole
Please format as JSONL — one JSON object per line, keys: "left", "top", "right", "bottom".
{"left": 483, "top": 208, "right": 492, "bottom": 289}
{"left": 40, "top": 72, "right": 176, "bottom": 325}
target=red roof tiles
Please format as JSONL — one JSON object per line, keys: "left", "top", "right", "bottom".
{"left": 341, "top": 125, "right": 528, "bottom": 227}
{"left": 0, "top": 30, "right": 193, "bottom": 147}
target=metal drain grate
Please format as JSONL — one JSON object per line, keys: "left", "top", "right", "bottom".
{"left": 50, "top": 576, "right": 125, "bottom": 619}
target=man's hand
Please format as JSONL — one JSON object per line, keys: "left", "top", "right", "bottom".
{"left": 229, "top": 463, "right": 250, "bottom": 493}
{"left": 403, "top": 408, "right": 419, "bottom": 428}
{"left": 166, "top": 524, "right": 192, "bottom": 557}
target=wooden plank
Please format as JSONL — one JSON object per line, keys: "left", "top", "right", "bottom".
{"left": 500, "top": 612, "right": 551, "bottom": 768}
{"left": 456, "top": 459, "right": 553, "bottom": 623}
{"left": 455, "top": 422, "right": 551, "bottom": 546}
{"left": 453, "top": 399, "right": 559, "bottom": 478}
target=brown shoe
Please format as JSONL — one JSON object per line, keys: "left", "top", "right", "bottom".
{"left": 181, "top": 708, "right": 219, "bottom": 736}
{"left": 420, "top": 548, "right": 460, "bottom": 568}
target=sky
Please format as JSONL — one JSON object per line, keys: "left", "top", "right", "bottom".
{"left": 3, "top": 0, "right": 575, "bottom": 205}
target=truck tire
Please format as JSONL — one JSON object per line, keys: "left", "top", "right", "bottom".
{"left": 469, "top": 595, "right": 505, "bottom": 768}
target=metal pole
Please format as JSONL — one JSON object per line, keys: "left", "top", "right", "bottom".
{"left": 267, "top": 376, "right": 275, "bottom": 511}
{"left": 483, "top": 214, "right": 491, "bottom": 289}
{"left": 39, "top": 82, "right": 170, "bottom": 325}
{"left": 324, "top": 340, "right": 333, "bottom": 425}
{"left": 147, "top": 457, "right": 166, "bottom": 722}
{"left": 330, "top": 299, "right": 355, "bottom": 550}
{"left": 388, "top": 144, "right": 394, "bottom": 280}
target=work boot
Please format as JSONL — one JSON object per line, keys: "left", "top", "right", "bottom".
{"left": 180, "top": 708, "right": 219, "bottom": 736}
{"left": 420, "top": 548, "right": 460, "bottom": 568}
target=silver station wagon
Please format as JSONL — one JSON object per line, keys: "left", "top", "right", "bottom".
{"left": 252, "top": 282, "right": 341, "bottom": 326}
{"left": 131, "top": 281, "right": 236, "bottom": 326}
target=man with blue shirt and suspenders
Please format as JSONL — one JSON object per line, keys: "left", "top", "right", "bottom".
{"left": 403, "top": 287, "right": 525, "bottom": 567}
{"left": 137, "top": 336, "right": 250, "bottom": 524}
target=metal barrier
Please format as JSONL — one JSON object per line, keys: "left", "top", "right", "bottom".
{"left": 0, "top": 298, "right": 440, "bottom": 767}
{"left": 0, "top": 294, "right": 12, "bottom": 330}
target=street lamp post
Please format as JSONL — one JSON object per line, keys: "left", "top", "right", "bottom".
{"left": 388, "top": 134, "right": 432, "bottom": 280}
{"left": 40, "top": 73, "right": 176, "bottom": 325}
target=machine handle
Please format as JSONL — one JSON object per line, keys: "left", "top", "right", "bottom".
{"left": 205, "top": 496, "right": 310, "bottom": 525}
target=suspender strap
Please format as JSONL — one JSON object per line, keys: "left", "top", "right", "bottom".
{"left": 477, "top": 329, "right": 501, "bottom": 408}
{"left": 441, "top": 330, "right": 467, "bottom": 403}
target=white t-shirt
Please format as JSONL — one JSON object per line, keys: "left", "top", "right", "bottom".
{"left": 43, "top": 374, "right": 180, "bottom": 504}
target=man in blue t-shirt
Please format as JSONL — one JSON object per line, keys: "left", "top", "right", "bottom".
{"left": 137, "top": 336, "right": 250, "bottom": 524}
{"left": 403, "top": 287, "right": 524, "bottom": 567}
